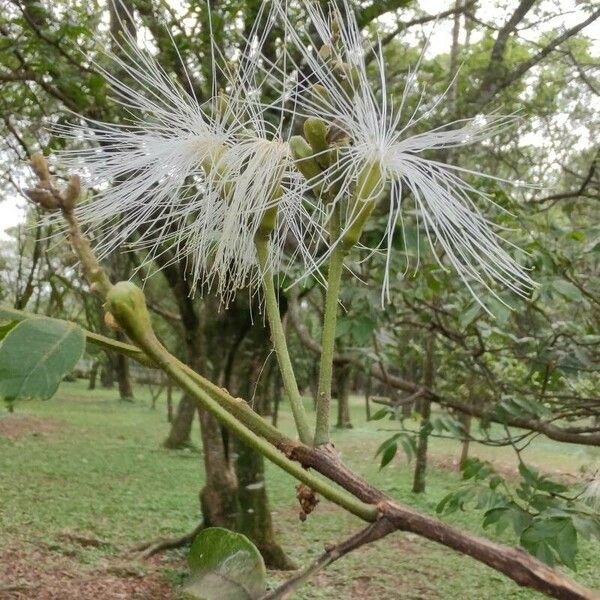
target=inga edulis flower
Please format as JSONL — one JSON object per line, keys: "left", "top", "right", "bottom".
{"left": 273, "top": 0, "right": 535, "bottom": 307}
{"left": 53, "top": 10, "right": 323, "bottom": 304}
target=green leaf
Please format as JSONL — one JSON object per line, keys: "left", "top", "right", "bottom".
{"left": 520, "top": 517, "right": 578, "bottom": 569}
{"left": 0, "top": 320, "right": 18, "bottom": 342}
{"left": 185, "top": 528, "right": 266, "bottom": 600}
{"left": 518, "top": 463, "right": 540, "bottom": 487}
{"left": 460, "top": 303, "right": 482, "bottom": 328}
{"left": 487, "top": 298, "right": 510, "bottom": 327}
{"left": 335, "top": 317, "right": 352, "bottom": 339}
{"left": 351, "top": 316, "right": 376, "bottom": 345}
{"left": 379, "top": 442, "right": 398, "bottom": 469}
{"left": 0, "top": 317, "right": 85, "bottom": 401}
{"left": 552, "top": 280, "right": 583, "bottom": 302}
{"left": 572, "top": 515, "right": 600, "bottom": 541}
{"left": 369, "top": 407, "right": 390, "bottom": 421}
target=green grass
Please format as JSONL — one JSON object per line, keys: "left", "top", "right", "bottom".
{"left": 1, "top": 380, "right": 599, "bottom": 598}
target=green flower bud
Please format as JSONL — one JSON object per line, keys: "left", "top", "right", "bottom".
{"left": 106, "top": 281, "right": 153, "bottom": 341}
{"left": 303, "top": 118, "right": 332, "bottom": 168}
{"left": 311, "top": 84, "right": 332, "bottom": 112}
{"left": 289, "top": 136, "right": 322, "bottom": 179}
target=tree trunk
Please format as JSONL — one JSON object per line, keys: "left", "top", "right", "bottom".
{"left": 335, "top": 363, "right": 353, "bottom": 429}
{"left": 100, "top": 357, "right": 114, "bottom": 388}
{"left": 228, "top": 304, "right": 295, "bottom": 569}
{"left": 88, "top": 360, "right": 99, "bottom": 390}
{"left": 153, "top": 257, "right": 291, "bottom": 567}
{"left": 166, "top": 379, "right": 173, "bottom": 423}
{"left": 198, "top": 409, "right": 239, "bottom": 528}
{"left": 163, "top": 394, "right": 196, "bottom": 448}
{"left": 234, "top": 438, "right": 296, "bottom": 569}
{"left": 116, "top": 351, "right": 134, "bottom": 401}
{"left": 412, "top": 334, "right": 435, "bottom": 494}
{"left": 459, "top": 414, "right": 472, "bottom": 470}
{"left": 364, "top": 373, "right": 372, "bottom": 420}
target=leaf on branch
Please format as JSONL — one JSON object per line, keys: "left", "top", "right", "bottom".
{"left": 520, "top": 517, "right": 578, "bottom": 570}
{"left": 0, "top": 320, "right": 18, "bottom": 342}
{"left": 369, "top": 407, "right": 391, "bottom": 421}
{"left": 184, "top": 528, "right": 266, "bottom": 600}
{"left": 0, "top": 317, "right": 85, "bottom": 402}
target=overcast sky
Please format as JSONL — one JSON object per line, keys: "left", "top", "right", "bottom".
{"left": 2, "top": 0, "right": 597, "bottom": 240}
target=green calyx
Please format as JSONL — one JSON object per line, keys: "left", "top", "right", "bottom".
{"left": 256, "top": 203, "right": 279, "bottom": 239}
{"left": 356, "top": 160, "right": 384, "bottom": 202}
{"left": 343, "top": 161, "right": 384, "bottom": 247}
{"left": 311, "top": 84, "right": 332, "bottom": 112}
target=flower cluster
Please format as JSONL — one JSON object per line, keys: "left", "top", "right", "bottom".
{"left": 56, "top": 0, "right": 534, "bottom": 306}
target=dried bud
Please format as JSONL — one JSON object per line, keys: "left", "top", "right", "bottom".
{"left": 326, "top": 120, "right": 351, "bottom": 147}
{"left": 25, "top": 187, "right": 60, "bottom": 210}
{"left": 62, "top": 175, "right": 81, "bottom": 211}
{"left": 30, "top": 152, "right": 50, "bottom": 182}
{"left": 296, "top": 483, "right": 319, "bottom": 521}
{"left": 318, "top": 44, "right": 332, "bottom": 60}
{"left": 104, "top": 311, "right": 120, "bottom": 330}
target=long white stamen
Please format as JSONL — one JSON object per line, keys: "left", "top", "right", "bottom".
{"left": 273, "top": 0, "right": 535, "bottom": 308}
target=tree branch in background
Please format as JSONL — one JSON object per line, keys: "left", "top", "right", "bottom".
{"left": 532, "top": 149, "right": 599, "bottom": 204}
{"left": 287, "top": 291, "right": 600, "bottom": 447}
{"left": 475, "top": 7, "right": 600, "bottom": 109}
{"left": 357, "top": 0, "right": 413, "bottom": 28}
{"left": 261, "top": 519, "right": 396, "bottom": 600}
{"left": 376, "top": 0, "right": 476, "bottom": 53}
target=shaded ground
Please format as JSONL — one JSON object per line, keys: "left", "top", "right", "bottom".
{"left": 0, "top": 415, "right": 65, "bottom": 441}
{"left": 0, "top": 544, "right": 176, "bottom": 600}
{"left": 1, "top": 381, "right": 599, "bottom": 599}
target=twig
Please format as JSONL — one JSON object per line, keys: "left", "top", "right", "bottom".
{"left": 261, "top": 519, "right": 396, "bottom": 600}
{"left": 130, "top": 521, "right": 204, "bottom": 559}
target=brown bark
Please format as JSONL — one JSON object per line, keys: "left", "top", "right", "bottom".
{"left": 228, "top": 305, "right": 295, "bottom": 569}
{"left": 163, "top": 394, "right": 196, "bottom": 448}
{"left": 278, "top": 442, "right": 598, "bottom": 600}
{"left": 234, "top": 437, "right": 296, "bottom": 569}
{"left": 412, "top": 395, "right": 431, "bottom": 494}
{"left": 99, "top": 357, "right": 114, "bottom": 388}
{"left": 197, "top": 408, "right": 239, "bottom": 528}
{"left": 166, "top": 379, "right": 173, "bottom": 423}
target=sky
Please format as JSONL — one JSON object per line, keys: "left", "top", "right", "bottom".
{"left": 1, "top": 0, "right": 597, "bottom": 240}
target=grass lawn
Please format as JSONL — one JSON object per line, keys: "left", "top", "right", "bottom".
{"left": 1, "top": 379, "right": 599, "bottom": 599}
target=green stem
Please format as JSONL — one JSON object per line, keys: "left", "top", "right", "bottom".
{"left": 255, "top": 237, "right": 312, "bottom": 445}
{"left": 314, "top": 207, "right": 347, "bottom": 446}
{"left": 106, "top": 283, "right": 376, "bottom": 522}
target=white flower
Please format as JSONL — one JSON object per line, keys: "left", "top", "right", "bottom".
{"left": 274, "top": 0, "right": 535, "bottom": 307}
{"left": 54, "top": 11, "right": 322, "bottom": 303}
